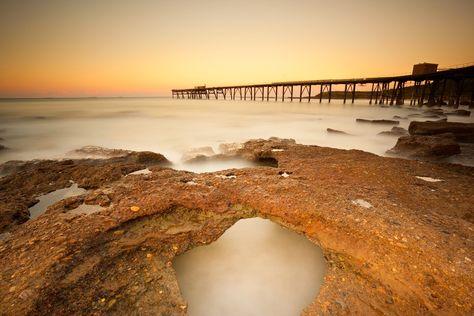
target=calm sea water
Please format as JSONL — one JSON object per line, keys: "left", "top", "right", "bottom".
{"left": 0, "top": 97, "right": 472, "bottom": 171}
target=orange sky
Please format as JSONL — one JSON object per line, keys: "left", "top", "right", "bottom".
{"left": 0, "top": 0, "right": 473, "bottom": 97}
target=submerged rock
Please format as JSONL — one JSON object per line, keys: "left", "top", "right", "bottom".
{"left": 327, "top": 128, "right": 350, "bottom": 135}
{"left": 408, "top": 121, "right": 474, "bottom": 143}
{"left": 422, "top": 108, "right": 445, "bottom": 116}
{"left": 378, "top": 126, "right": 408, "bottom": 137}
{"left": 356, "top": 118, "right": 399, "bottom": 125}
{"left": 218, "top": 142, "right": 243, "bottom": 155}
{"left": 388, "top": 133, "right": 461, "bottom": 158}
{"left": 182, "top": 146, "right": 215, "bottom": 162}
{"left": 445, "top": 109, "right": 471, "bottom": 116}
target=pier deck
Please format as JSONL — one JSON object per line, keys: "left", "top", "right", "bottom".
{"left": 172, "top": 65, "right": 474, "bottom": 106}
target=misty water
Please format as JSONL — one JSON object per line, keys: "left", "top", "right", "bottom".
{"left": 173, "top": 218, "right": 326, "bottom": 316}
{"left": 1, "top": 97, "right": 473, "bottom": 171}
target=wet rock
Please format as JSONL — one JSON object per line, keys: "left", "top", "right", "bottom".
{"left": 327, "top": 128, "right": 350, "bottom": 135}
{"left": 0, "top": 161, "right": 28, "bottom": 177}
{"left": 0, "top": 144, "right": 7, "bottom": 151}
{"left": 423, "top": 109, "right": 445, "bottom": 116}
{"left": 182, "top": 146, "right": 215, "bottom": 162}
{"left": 218, "top": 142, "right": 243, "bottom": 155}
{"left": 0, "top": 150, "right": 170, "bottom": 233}
{"left": 356, "top": 119, "right": 399, "bottom": 125}
{"left": 130, "top": 151, "right": 169, "bottom": 165}
{"left": 378, "top": 127, "right": 408, "bottom": 137}
{"left": 445, "top": 109, "right": 471, "bottom": 116}
{"left": 409, "top": 121, "right": 474, "bottom": 143}
{"left": 67, "top": 146, "right": 131, "bottom": 159}
{"left": 387, "top": 133, "right": 460, "bottom": 158}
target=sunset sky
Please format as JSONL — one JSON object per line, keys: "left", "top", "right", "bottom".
{"left": 0, "top": 0, "right": 473, "bottom": 97}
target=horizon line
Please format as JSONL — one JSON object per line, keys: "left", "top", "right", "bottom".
{"left": 0, "top": 95, "right": 170, "bottom": 100}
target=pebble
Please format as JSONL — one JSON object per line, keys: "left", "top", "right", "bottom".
{"left": 415, "top": 176, "right": 443, "bottom": 182}
{"left": 351, "top": 199, "right": 373, "bottom": 209}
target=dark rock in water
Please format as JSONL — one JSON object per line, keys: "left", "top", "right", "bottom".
{"left": 0, "top": 144, "right": 6, "bottom": 151}
{"left": 356, "top": 119, "right": 399, "bottom": 125}
{"left": 130, "top": 151, "right": 169, "bottom": 165}
{"left": 388, "top": 133, "right": 460, "bottom": 158}
{"left": 409, "top": 121, "right": 474, "bottom": 143}
{"left": 407, "top": 113, "right": 440, "bottom": 119}
{"left": 423, "top": 109, "right": 444, "bottom": 116}
{"left": 327, "top": 128, "right": 350, "bottom": 135}
{"left": 445, "top": 109, "right": 471, "bottom": 116}
{"left": 393, "top": 115, "right": 407, "bottom": 120}
{"left": 378, "top": 126, "right": 408, "bottom": 136}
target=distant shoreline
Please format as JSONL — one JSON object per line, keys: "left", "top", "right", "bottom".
{"left": 0, "top": 96, "right": 168, "bottom": 101}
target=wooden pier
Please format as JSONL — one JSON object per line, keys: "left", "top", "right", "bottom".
{"left": 172, "top": 65, "right": 474, "bottom": 107}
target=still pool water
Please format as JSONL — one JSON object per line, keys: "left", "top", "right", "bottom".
{"left": 173, "top": 218, "right": 327, "bottom": 316}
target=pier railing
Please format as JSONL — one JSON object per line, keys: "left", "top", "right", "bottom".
{"left": 172, "top": 66, "right": 474, "bottom": 107}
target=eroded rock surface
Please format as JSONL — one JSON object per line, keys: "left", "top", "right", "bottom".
{"left": 0, "top": 151, "right": 169, "bottom": 233}
{"left": 0, "top": 139, "right": 473, "bottom": 315}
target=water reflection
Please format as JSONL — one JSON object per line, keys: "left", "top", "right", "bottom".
{"left": 28, "top": 183, "right": 86, "bottom": 219}
{"left": 173, "top": 218, "right": 326, "bottom": 316}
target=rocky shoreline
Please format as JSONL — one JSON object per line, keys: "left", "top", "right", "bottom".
{"left": 0, "top": 138, "right": 473, "bottom": 315}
